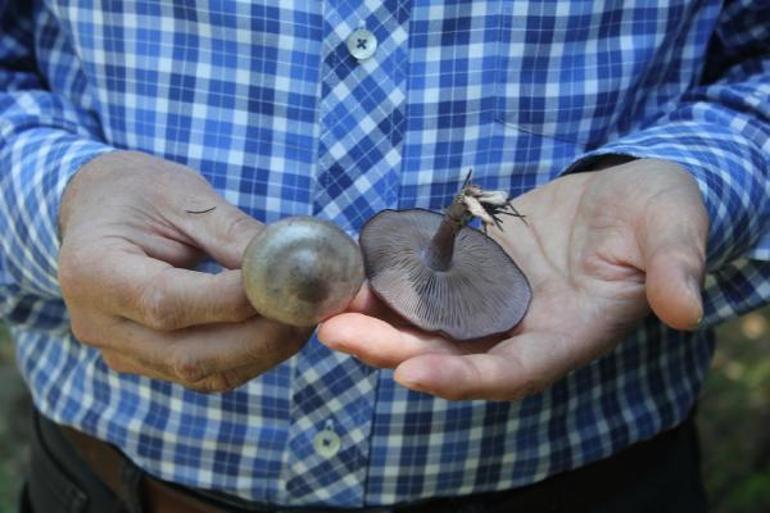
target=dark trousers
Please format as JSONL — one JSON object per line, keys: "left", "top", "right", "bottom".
{"left": 20, "top": 408, "right": 708, "bottom": 513}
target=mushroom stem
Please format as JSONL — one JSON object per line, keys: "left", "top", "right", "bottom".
{"left": 423, "top": 201, "right": 468, "bottom": 271}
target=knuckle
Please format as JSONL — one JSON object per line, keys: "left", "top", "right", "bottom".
{"left": 207, "top": 373, "right": 241, "bottom": 393}
{"left": 209, "top": 373, "right": 235, "bottom": 393}
{"left": 171, "top": 352, "right": 208, "bottom": 383}
{"left": 224, "top": 213, "right": 260, "bottom": 245}
{"left": 139, "top": 283, "right": 181, "bottom": 331}
{"left": 69, "top": 314, "right": 99, "bottom": 346}
{"left": 183, "top": 374, "right": 237, "bottom": 394}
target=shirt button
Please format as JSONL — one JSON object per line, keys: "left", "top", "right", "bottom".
{"left": 347, "top": 28, "right": 377, "bottom": 61}
{"left": 313, "top": 424, "right": 341, "bottom": 458}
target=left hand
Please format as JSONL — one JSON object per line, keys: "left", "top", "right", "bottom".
{"left": 317, "top": 159, "right": 708, "bottom": 401}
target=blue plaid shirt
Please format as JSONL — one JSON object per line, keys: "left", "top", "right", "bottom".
{"left": 1, "top": 0, "right": 769, "bottom": 508}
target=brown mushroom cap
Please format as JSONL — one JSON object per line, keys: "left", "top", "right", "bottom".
{"left": 242, "top": 216, "right": 364, "bottom": 327}
{"left": 360, "top": 209, "right": 531, "bottom": 341}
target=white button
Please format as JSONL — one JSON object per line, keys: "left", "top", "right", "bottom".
{"left": 313, "top": 423, "right": 341, "bottom": 458}
{"left": 347, "top": 28, "right": 377, "bottom": 61}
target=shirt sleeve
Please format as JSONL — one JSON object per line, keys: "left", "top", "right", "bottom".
{"left": 0, "top": 1, "right": 113, "bottom": 331}
{"left": 565, "top": 0, "right": 770, "bottom": 327}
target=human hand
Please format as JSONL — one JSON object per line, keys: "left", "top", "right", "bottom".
{"left": 58, "top": 151, "right": 310, "bottom": 393}
{"left": 318, "top": 159, "right": 708, "bottom": 400}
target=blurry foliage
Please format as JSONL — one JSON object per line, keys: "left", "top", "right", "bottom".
{"left": 700, "top": 308, "right": 770, "bottom": 513}
{"left": 0, "top": 309, "right": 770, "bottom": 512}
{"left": 0, "top": 323, "right": 31, "bottom": 513}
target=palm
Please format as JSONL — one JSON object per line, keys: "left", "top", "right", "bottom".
{"left": 483, "top": 172, "right": 651, "bottom": 390}
{"left": 318, "top": 160, "right": 707, "bottom": 400}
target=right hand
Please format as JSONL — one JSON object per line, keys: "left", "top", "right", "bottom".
{"left": 58, "top": 151, "right": 310, "bottom": 393}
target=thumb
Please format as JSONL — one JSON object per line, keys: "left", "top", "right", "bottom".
{"left": 177, "top": 199, "right": 264, "bottom": 269}
{"left": 641, "top": 198, "right": 708, "bottom": 331}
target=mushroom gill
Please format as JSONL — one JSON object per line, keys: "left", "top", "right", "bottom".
{"left": 360, "top": 179, "right": 531, "bottom": 341}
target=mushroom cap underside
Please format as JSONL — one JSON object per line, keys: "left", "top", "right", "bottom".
{"left": 360, "top": 209, "right": 531, "bottom": 341}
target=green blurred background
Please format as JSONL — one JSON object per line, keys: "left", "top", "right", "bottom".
{"left": 1, "top": 312, "right": 769, "bottom": 513}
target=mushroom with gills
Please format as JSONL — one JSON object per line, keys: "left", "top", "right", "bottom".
{"left": 359, "top": 176, "right": 531, "bottom": 341}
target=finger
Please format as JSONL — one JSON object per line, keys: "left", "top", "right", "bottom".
{"left": 344, "top": 283, "right": 413, "bottom": 326}
{"left": 317, "top": 312, "right": 495, "bottom": 368}
{"left": 176, "top": 200, "right": 264, "bottom": 269}
{"left": 640, "top": 185, "right": 708, "bottom": 330}
{"left": 63, "top": 235, "right": 256, "bottom": 329}
{"left": 346, "top": 283, "right": 384, "bottom": 314}
{"left": 134, "top": 267, "right": 255, "bottom": 330}
{"left": 100, "top": 349, "right": 278, "bottom": 393}
{"left": 393, "top": 332, "right": 570, "bottom": 401}
{"left": 645, "top": 244, "right": 705, "bottom": 330}
{"left": 103, "top": 250, "right": 256, "bottom": 330}
{"left": 103, "top": 316, "right": 310, "bottom": 385}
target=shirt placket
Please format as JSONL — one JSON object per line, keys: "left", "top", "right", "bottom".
{"left": 279, "top": 0, "right": 411, "bottom": 507}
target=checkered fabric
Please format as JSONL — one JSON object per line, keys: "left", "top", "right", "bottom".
{"left": 1, "top": 0, "right": 769, "bottom": 507}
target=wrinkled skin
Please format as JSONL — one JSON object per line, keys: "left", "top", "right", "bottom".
{"left": 58, "top": 151, "right": 311, "bottom": 393}
{"left": 318, "top": 159, "right": 708, "bottom": 401}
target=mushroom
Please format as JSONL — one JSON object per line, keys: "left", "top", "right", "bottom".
{"left": 359, "top": 175, "right": 531, "bottom": 340}
{"left": 242, "top": 216, "right": 364, "bottom": 327}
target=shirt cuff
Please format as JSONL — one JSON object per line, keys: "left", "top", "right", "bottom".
{"left": 1, "top": 128, "right": 114, "bottom": 299}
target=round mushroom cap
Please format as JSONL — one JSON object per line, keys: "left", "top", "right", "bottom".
{"left": 360, "top": 209, "right": 531, "bottom": 340}
{"left": 242, "top": 216, "right": 364, "bottom": 327}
